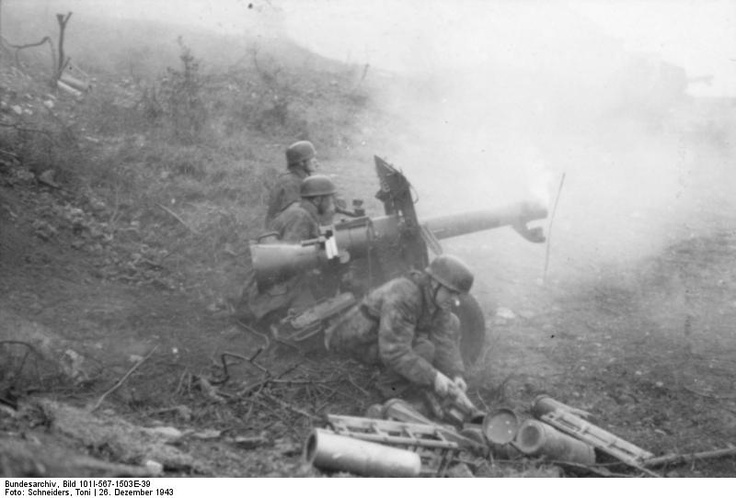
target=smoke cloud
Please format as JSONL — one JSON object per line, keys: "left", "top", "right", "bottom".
{"left": 280, "top": 1, "right": 736, "bottom": 293}
{"left": 9, "top": 0, "right": 736, "bottom": 294}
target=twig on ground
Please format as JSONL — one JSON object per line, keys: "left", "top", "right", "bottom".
{"left": 304, "top": 383, "right": 315, "bottom": 409}
{"left": 474, "top": 389, "right": 490, "bottom": 412}
{"left": 0, "top": 149, "right": 19, "bottom": 159}
{"left": 218, "top": 350, "right": 269, "bottom": 382}
{"left": 235, "top": 319, "right": 272, "bottom": 350}
{"left": 345, "top": 373, "right": 370, "bottom": 396}
{"left": 261, "top": 392, "right": 319, "bottom": 421}
{"left": 1, "top": 341, "right": 54, "bottom": 385}
{"left": 232, "top": 363, "right": 302, "bottom": 397}
{"left": 252, "top": 397, "right": 300, "bottom": 439}
{"left": 196, "top": 375, "right": 226, "bottom": 403}
{"left": 0, "top": 121, "right": 52, "bottom": 135}
{"left": 643, "top": 447, "right": 736, "bottom": 468}
{"left": 682, "top": 385, "right": 736, "bottom": 400}
{"left": 314, "top": 389, "right": 340, "bottom": 413}
{"left": 175, "top": 370, "right": 193, "bottom": 396}
{"left": 156, "top": 203, "right": 198, "bottom": 234}
{"left": 550, "top": 461, "right": 632, "bottom": 478}
{"left": 243, "top": 382, "right": 269, "bottom": 422}
{"left": 88, "top": 346, "right": 158, "bottom": 412}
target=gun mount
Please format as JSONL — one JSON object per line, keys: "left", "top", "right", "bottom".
{"left": 250, "top": 156, "right": 548, "bottom": 366}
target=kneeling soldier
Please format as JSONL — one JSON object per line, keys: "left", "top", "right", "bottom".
{"left": 326, "top": 254, "right": 474, "bottom": 403}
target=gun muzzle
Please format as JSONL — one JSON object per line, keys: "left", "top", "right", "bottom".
{"left": 251, "top": 243, "right": 323, "bottom": 291}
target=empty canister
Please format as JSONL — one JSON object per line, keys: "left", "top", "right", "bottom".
{"left": 482, "top": 408, "right": 520, "bottom": 445}
{"left": 514, "top": 419, "right": 596, "bottom": 465}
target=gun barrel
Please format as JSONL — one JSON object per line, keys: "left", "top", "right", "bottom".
{"left": 252, "top": 200, "right": 548, "bottom": 288}
{"left": 422, "top": 201, "right": 548, "bottom": 240}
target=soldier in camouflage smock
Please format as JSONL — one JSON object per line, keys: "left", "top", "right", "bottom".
{"left": 326, "top": 255, "right": 475, "bottom": 400}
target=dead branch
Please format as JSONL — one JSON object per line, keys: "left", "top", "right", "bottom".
{"left": 314, "top": 389, "right": 339, "bottom": 413}
{"left": 195, "top": 375, "right": 226, "bottom": 403}
{"left": 235, "top": 318, "right": 271, "bottom": 350}
{"left": 0, "top": 121, "right": 52, "bottom": 135}
{"left": 251, "top": 397, "right": 300, "bottom": 439}
{"left": 55, "top": 12, "right": 72, "bottom": 78}
{"left": 2, "top": 35, "right": 56, "bottom": 78}
{"left": 217, "top": 349, "right": 268, "bottom": 379}
{"left": 88, "top": 346, "right": 158, "bottom": 412}
{"left": 174, "top": 370, "right": 191, "bottom": 396}
{"left": 643, "top": 447, "right": 736, "bottom": 468}
{"left": 261, "top": 392, "right": 318, "bottom": 421}
{"left": 345, "top": 372, "right": 370, "bottom": 397}
{"left": 0, "top": 148, "right": 19, "bottom": 159}
{"left": 549, "top": 461, "right": 632, "bottom": 478}
{"left": 3, "top": 36, "right": 52, "bottom": 50}
{"left": 0, "top": 340, "right": 43, "bottom": 380}
{"left": 156, "top": 203, "right": 198, "bottom": 234}
{"left": 682, "top": 385, "right": 736, "bottom": 400}
{"left": 0, "top": 340, "right": 41, "bottom": 355}
{"left": 243, "top": 382, "right": 268, "bottom": 422}
{"left": 234, "top": 362, "right": 302, "bottom": 396}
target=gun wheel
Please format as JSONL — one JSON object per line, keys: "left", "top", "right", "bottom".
{"left": 452, "top": 293, "right": 487, "bottom": 368}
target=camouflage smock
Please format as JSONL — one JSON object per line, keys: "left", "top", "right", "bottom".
{"left": 328, "top": 271, "right": 465, "bottom": 387}
{"left": 265, "top": 168, "right": 308, "bottom": 228}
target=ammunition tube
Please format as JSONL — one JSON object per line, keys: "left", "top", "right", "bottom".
{"left": 515, "top": 420, "right": 596, "bottom": 465}
{"left": 305, "top": 428, "right": 421, "bottom": 477}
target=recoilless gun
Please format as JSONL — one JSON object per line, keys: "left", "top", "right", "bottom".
{"left": 251, "top": 156, "right": 548, "bottom": 366}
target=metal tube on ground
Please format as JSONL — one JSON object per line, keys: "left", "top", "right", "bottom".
{"left": 515, "top": 420, "right": 596, "bottom": 465}
{"left": 304, "top": 429, "right": 422, "bottom": 477}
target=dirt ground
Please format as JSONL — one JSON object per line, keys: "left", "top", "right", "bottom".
{"left": 1, "top": 41, "right": 735, "bottom": 476}
{"left": 3, "top": 118, "right": 736, "bottom": 479}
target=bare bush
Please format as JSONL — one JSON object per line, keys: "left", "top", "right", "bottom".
{"left": 158, "top": 38, "right": 207, "bottom": 144}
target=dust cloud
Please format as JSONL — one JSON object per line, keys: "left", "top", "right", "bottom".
{"left": 281, "top": 0, "right": 736, "bottom": 293}
{"left": 9, "top": 0, "right": 736, "bottom": 292}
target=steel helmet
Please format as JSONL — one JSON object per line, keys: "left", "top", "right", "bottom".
{"left": 286, "top": 140, "right": 316, "bottom": 166}
{"left": 426, "top": 255, "right": 474, "bottom": 294}
{"left": 300, "top": 174, "right": 336, "bottom": 198}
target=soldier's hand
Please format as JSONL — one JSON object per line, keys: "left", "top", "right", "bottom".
{"left": 452, "top": 376, "right": 468, "bottom": 393}
{"left": 433, "top": 371, "right": 453, "bottom": 397}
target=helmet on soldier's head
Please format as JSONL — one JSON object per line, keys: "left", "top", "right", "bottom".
{"left": 286, "top": 141, "right": 316, "bottom": 167}
{"left": 426, "top": 255, "right": 474, "bottom": 294}
{"left": 300, "top": 175, "right": 336, "bottom": 198}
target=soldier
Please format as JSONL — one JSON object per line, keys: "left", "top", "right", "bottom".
{"left": 265, "top": 141, "right": 319, "bottom": 227}
{"left": 234, "top": 175, "right": 337, "bottom": 325}
{"left": 269, "top": 174, "right": 335, "bottom": 241}
{"left": 265, "top": 140, "right": 355, "bottom": 227}
{"left": 325, "top": 254, "right": 474, "bottom": 402}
